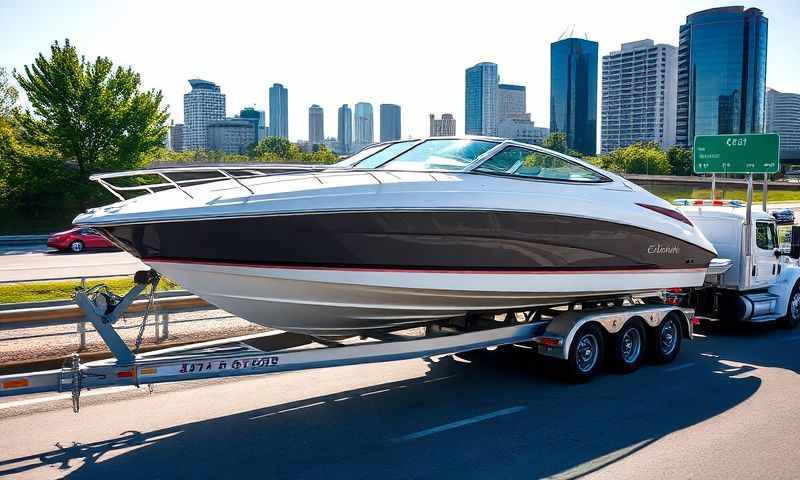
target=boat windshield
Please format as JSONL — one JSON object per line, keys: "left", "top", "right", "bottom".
{"left": 332, "top": 144, "right": 388, "bottom": 168}
{"left": 353, "top": 141, "right": 418, "bottom": 169}
{"left": 378, "top": 139, "right": 498, "bottom": 171}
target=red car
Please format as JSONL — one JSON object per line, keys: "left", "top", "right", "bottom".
{"left": 47, "top": 227, "right": 115, "bottom": 253}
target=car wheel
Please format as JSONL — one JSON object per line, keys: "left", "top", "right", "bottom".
{"left": 69, "top": 240, "right": 85, "bottom": 253}
{"left": 777, "top": 282, "right": 800, "bottom": 330}
{"left": 610, "top": 318, "right": 647, "bottom": 374}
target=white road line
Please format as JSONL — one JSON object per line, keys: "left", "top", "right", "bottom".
{"left": 361, "top": 388, "right": 391, "bottom": 397}
{"left": 664, "top": 362, "right": 696, "bottom": 372}
{"left": 393, "top": 406, "right": 526, "bottom": 442}
{"left": 421, "top": 374, "right": 457, "bottom": 384}
{"left": 250, "top": 401, "right": 325, "bottom": 420}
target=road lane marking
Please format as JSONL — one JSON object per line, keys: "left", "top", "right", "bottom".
{"left": 250, "top": 401, "right": 325, "bottom": 420}
{"left": 546, "top": 439, "right": 653, "bottom": 479}
{"left": 393, "top": 406, "right": 526, "bottom": 442}
{"left": 664, "top": 362, "right": 696, "bottom": 372}
{"left": 361, "top": 388, "right": 391, "bottom": 397}
{"left": 421, "top": 374, "right": 457, "bottom": 384}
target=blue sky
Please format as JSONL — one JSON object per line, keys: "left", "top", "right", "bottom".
{"left": 1, "top": 0, "right": 798, "bottom": 141}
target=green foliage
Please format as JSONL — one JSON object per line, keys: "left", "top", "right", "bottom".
{"left": 591, "top": 142, "right": 671, "bottom": 175}
{"left": 540, "top": 132, "right": 584, "bottom": 157}
{"left": 13, "top": 39, "right": 168, "bottom": 184}
{"left": 0, "top": 67, "right": 18, "bottom": 117}
{"left": 666, "top": 145, "right": 693, "bottom": 176}
{"left": 251, "top": 137, "right": 338, "bottom": 164}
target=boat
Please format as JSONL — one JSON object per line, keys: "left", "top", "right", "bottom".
{"left": 73, "top": 137, "right": 717, "bottom": 336}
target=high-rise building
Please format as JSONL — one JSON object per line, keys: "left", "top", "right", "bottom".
{"left": 207, "top": 118, "right": 257, "bottom": 154}
{"left": 238, "top": 107, "right": 266, "bottom": 143}
{"left": 269, "top": 83, "right": 289, "bottom": 138}
{"left": 379, "top": 104, "right": 401, "bottom": 141}
{"left": 550, "top": 38, "right": 598, "bottom": 156}
{"left": 169, "top": 123, "right": 184, "bottom": 152}
{"left": 465, "top": 62, "right": 498, "bottom": 136}
{"left": 337, "top": 104, "right": 353, "bottom": 154}
{"left": 308, "top": 104, "right": 324, "bottom": 144}
{"left": 429, "top": 114, "right": 456, "bottom": 137}
{"left": 183, "top": 79, "right": 225, "bottom": 150}
{"left": 601, "top": 40, "right": 677, "bottom": 153}
{"left": 676, "top": 6, "right": 768, "bottom": 146}
{"left": 498, "top": 84, "right": 526, "bottom": 119}
{"left": 354, "top": 102, "right": 374, "bottom": 149}
{"left": 766, "top": 88, "right": 800, "bottom": 160}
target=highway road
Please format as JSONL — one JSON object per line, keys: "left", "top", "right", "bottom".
{"left": 1, "top": 323, "right": 799, "bottom": 479}
{"left": 0, "top": 250, "right": 144, "bottom": 282}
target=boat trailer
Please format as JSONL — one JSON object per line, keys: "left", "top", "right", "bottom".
{"left": 0, "top": 271, "right": 695, "bottom": 412}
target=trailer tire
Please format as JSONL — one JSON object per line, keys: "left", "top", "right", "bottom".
{"left": 610, "top": 318, "right": 647, "bottom": 373}
{"left": 565, "top": 323, "right": 605, "bottom": 383}
{"left": 777, "top": 282, "right": 800, "bottom": 330}
{"left": 650, "top": 313, "right": 682, "bottom": 364}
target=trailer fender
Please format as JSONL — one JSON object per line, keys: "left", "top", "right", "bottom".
{"left": 535, "top": 306, "right": 693, "bottom": 360}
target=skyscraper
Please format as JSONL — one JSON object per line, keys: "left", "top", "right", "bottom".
{"left": 429, "top": 114, "right": 456, "bottom": 137}
{"left": 465, "top": 62, "right": 498, "bottom": 136}
{"left": 676, "top": 6, "right": 768, "bottom": 146}
{"left": 550, "top": 38, "right": 598, "bottom": 156}
{"left": 269, "top": 83, "right": 289, "bottom": 138}
{"left": 379, "top": 104, "right": 401, "bottom": 141}
{"left": 169, "top": 123, "right": 184, "bottom": 152}
{"left": 207, "top": 119, "right": 257, "bottom": 154}
{"left": 308, "top": 104, "right": 324, "bottom": 145}
{"left": 337, "top": 104, "right": 353, "bottom": 154}
{"left": 354, "top": 102, "right": 374, "bottom": 149}
{"left": 601, "top": 40, "right": 677, "bottom": 153}
{"left": 498, "top": 84, "right": 526, "bottom": 119}
{"left": 766, "top": 88, "right": 800, "bottom": 160}
{"left": 183, "top": 79, "right": 225, "bottom": 150}
{"left": 238, "top": 107, "right": 265, "bottom": 143}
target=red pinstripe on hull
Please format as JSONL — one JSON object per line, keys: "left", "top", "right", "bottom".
{"left": 143, "top": 257, "right": 708, "bottom": 275}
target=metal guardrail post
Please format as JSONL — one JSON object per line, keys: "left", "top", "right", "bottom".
{"left": 78, "top": 277, "right": 87, "bottom": 350}
{"left": 162, "top": 311, "right": 170, "bottom": 340}
{"left": 154, "top": 308, "right": 160, "bottom": 344}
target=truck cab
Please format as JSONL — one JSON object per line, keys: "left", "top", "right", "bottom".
{"left": 675, "top": 200, "right": 800, "bottom": 327}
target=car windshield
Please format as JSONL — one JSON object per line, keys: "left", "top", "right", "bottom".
{"left": 332, "top": 144, "right": 387, "bottom": 168}
{"left": 354, "top": 141, "right": 418, "bottom": 169}
{"left": 378, "top": 139, "right": 497, "bottom": 171}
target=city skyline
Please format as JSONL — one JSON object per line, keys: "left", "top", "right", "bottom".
{"left": 1, "top": 1, "right": 798, "bottom": 143}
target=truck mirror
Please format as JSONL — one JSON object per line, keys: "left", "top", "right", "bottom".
{"left": 791, "top": 226, "right": 800, "bottom": 260}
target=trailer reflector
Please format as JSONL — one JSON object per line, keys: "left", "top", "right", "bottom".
{"left": 117, "top": 369, "right": 135, "bottom": 378}
{"left": 2, "top": 379, "right": 29, "bottom": 389}
{"left": 534, "top": 336, "right": 563, "bottom": 347}
{"left": 140, "top": 368, "right": 157, "bottom": 375}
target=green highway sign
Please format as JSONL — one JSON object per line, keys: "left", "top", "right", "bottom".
{"left": 693, "top": 133, "right": 780, "bottom": 174}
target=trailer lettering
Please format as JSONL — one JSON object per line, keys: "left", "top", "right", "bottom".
{"left": 176, "top": 356, "right": 280, "bottom": 376}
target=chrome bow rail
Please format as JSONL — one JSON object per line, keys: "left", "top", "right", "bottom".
{"left": 89, "top": 164, "right": 348, "bottom": 201}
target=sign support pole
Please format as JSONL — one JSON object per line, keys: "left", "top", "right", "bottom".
{"left": 711, "top": 173, "right": 716, "bottom": 199}
{"left": 762, "top": 173, "right": 768, "bottom": 211}
{"left": 743, "top": 173, "right": 753, "bottom": 289}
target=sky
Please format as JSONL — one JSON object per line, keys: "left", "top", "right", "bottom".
{"left": 2, "top": 0, "right": 799, "bottom": 142}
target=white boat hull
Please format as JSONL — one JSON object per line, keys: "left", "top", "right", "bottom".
{"left": 149, "top": 260, "right": 706, "bottom": 335}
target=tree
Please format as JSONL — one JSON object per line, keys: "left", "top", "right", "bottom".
{"left": 0, "top": 67, "right": 18, "bottom": 118}
{"left": 541, "top": 132, "right": 568, "bottom": 153}
{"left": 252, "top": 136, "right": 300, "bottom": 161}
{"left": 666, "top": 145, "right": 693, "bottom": 176}
{"left": 13, "top": 40, "right": 168, "bottom": 185}
{"left": 598, "top": 142, "right": 671, "bottom": 175}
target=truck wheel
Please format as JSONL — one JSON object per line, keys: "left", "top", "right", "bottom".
{"left": 777, "top": 283, "right": 800, "bottom": 330}
{"left": 610, "top": 318, "right": 646, "bottom": 373}
{"left": 69, "top": 240, "right": 85, "bottom": 253}
{"left": 565, "top": 323, "right": 604, "bottom": 382}
{"left": 650, "top": 314, "right": 682, "bottom": 364}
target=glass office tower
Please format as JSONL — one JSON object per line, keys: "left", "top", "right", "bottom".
{"left": 465, "top": 62, "right": 498, "bottom": 136}
{"left": 676, "top": 6, "right": 768, "bottom": 146}
{"left": 550, "top": 38, "right": 598, "bottom": 156}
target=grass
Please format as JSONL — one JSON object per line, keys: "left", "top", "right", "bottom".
{"left": 0, "top": 276, "right": 180, "bottom": 304}
{"left": 643, "top": 185, "right": 800, "bottom": 203}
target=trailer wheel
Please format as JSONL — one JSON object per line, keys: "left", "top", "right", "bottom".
{"left": 565, "top": 323, "right": 604, "bottom": 382}
{"left": 610, "top": 318, "right": 646, "bottom": 373}
{"left": 777, "top": 282, "right": 800, "bottom": 330}
{"left": 650, "top": 314, "right": 682, "bottom": 364}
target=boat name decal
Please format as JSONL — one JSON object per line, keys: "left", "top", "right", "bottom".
{"left": 647, "top": 244, "right": 680, "bottom": 255}
{"left": 178, "top": 356, "right": 280, "bottom": 374}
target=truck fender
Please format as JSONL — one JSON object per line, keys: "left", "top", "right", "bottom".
{"left": 768, "top": 264, "right": 800, "bottom": 317}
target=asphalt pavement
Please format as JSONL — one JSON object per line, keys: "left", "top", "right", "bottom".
{"left": 0, "top": 250, "right": 144, "bottom": 282}
{"left": 0, "top": 322, "right": 798, "bottom": 479}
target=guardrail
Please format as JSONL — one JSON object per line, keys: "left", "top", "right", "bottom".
{"left": 0, "top": 295, "right": 211, "bottom": 350}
